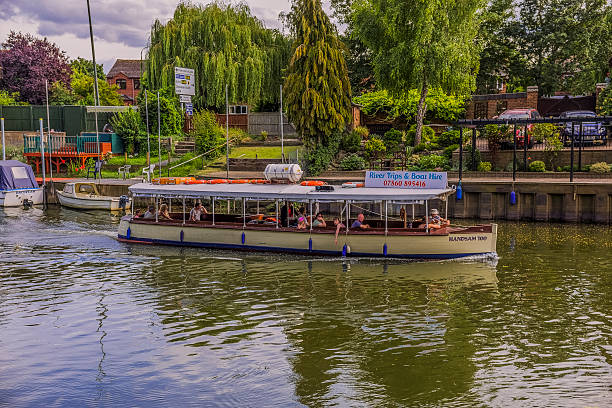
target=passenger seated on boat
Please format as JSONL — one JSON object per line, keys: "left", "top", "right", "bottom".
{"left": 143, "top": 205, "right": 156, "bottom": 219}
{"left": 133, "top": 209, "right": 142, "bottom": 218}
{"left": 428, "top": 209, "right": 450, "bottom": 229}
{"left": 312, "top": 212, "right": 326, "bottom": 228}
{"left": 280, "top": 203, "right": 293, "bottom": 227}
{"left": 297, "top": 206, "right": 309, "bottom": 226}
{"left": 189, "top": 202, "right": 208, "bottom": 221}
{"left": 297, "top": 216, "right": 307, "bottom": 229}
{"left": 333, "top": 217, "right": 345, "bottom": 244}
{"left": 351, "top": 213, "right": 370, "bottom": 229}
{"left": 159, "top": 204, "right": 172, "bottom": 220}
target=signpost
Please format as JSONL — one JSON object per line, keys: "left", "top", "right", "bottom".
{"left": 174, "top": 67, "right": 195, "bottom": 96}
{"left": 185, "top": 103, "right": 193, "bottom": 116}
{"left": 179, "top": 95, "right": 192, "bottom": 103}
{"left": 364, "top": 171, "right": 448, "bottom": 189}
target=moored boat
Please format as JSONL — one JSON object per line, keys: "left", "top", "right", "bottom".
{"left": 57, "top": 182, "right": 130, "bottom": 211}
{"left": 117, "top": 170, "right": 497, "bottom": 259}
{"left": 0, "top": 160, "right": 44, "bottom": 207}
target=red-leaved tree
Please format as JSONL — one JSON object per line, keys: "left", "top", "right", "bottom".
{"left": 0, "top": 31, "right": 71, "bottom": 104}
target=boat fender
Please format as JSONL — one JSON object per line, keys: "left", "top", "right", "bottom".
{"left": 510, "top": 190, "right": 516, "bottom": 205}
{"left": 180, "top": 230, "right": 184, "bottom": 243}
{"left": 456, "top": 184, "right": 463, "bottom": 200}
{"left": 126, "top": 227, "right": 131, "bottom": 239}
{"left": 301, "top": 181, "right": 325, "bottom": 187}
{"left": 241, "top": 232, "right": 246, "bottom": 245}
{"left": 308, "top": 237, "right": 312, "bottom": 252}
{"left": 383, "top": 243, "right": 388, "bottom": 257}
{"left": 342, "top": 244, "right": 347, "bottom": 257}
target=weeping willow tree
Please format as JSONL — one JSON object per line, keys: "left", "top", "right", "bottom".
{"left": 283, "top": 0, "right": 352, "bottom": 150}
{"left": 147, "top": 2, "right": 291, "bottom": 110}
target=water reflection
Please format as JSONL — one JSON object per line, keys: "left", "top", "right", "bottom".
{"left": 0, "top": 208, "right": 611, "bottom": 407}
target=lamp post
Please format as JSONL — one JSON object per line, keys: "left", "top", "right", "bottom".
{"left": 86, "top": 0, "right": 101, "bottom": 161}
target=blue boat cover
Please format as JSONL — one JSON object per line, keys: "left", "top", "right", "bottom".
{"left": 0, "top": 160, "right": 38, "bottom": 190}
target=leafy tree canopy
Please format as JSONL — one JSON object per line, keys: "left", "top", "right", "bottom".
{"left": 0, "top": 90, "right": 28, "bottom": 105}
{"left": 0, "top": 31, "right": 71, "bottom": 104}
{"left": 147, "top": 2, "right": 291, "bottom": 110}
{"left": 353, "top": 89, "right": 467, "bottom": 123}
{"left": 136, "top": 87, "right": 183, "bottom": 137}
{"left": 284, "top": 0, "right": 352, "bottom": 149}
{"left": 70, "top": 57, "right": 105, "bottom": 80}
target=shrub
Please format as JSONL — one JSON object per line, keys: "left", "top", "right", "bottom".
{"left": 305, "top": 132, "right": 341, "bottom": 176}
{"left": 353, "top": 126, "right": 369, "bottom": 140}
{"left": 462, "top": 145, "right": 481, "bottom": 170}
{"left": 191, "top": 110, "right": 225, "bottom": 159}
{"left": 111, "top": 109, "right": 142, "bottom": 155}
{"left": 438, "top": 129, "right": 461, "bottom": 148}
{"left": 596, "top": 85, "right": 612, "bottom": 116}
{"left": 405, "top": 124, "right": 435, "bottom": 147}
{"left": 137, "top": 89, "right": 183, "bottom": 137}
{"left": 418, "top": 154, "right": 449, "bottom": 170}
{"left": 478, "top": 161, "right": 492, "bottom": 172}
{"left": 364, "top": 137, "right": 386, "bottom": 159}
{"left": 229, "top": 128, "right": 249, "bottom": 143}
{"left": 340, "top": 153, "right": 367, "bottom": 170}
{"left": 529, "top": 160, "right": 546, "bottom": 172}
{"left": 383, "top": 128, "right": 403, "bottom": 152}
{"left": 260, "top": 130, "right": 268, "bottom": 141}
{"left": 532, "top": 123, "right": 558, "bottom": 143}
{"left": 442, "top": 144, "right": 459, "bottom": 160}
{"left": 589, "top": 162, "right": 611, "bottom": 173}
{"left": 341, "top": 130, "right": 362, "bottom": 153}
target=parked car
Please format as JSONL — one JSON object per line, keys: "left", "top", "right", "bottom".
{"left": 559, "top": 110, "right": 607, "bottom": 146}
{"left": 495, "top": 108, "right": 541, "bottom": 148}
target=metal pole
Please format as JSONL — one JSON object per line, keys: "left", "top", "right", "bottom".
{"left": 458, "top": 127, "right": 463, "bottom": 181}
{"left": 45, "top": 80, "right": 53, "bottom": 181}
{"left": 578, "top": 122, "right": 583, "bottom": 171}
{"left": 155, "top": 196, "right": 158, "bottom": 223}
{"left": 523, "top": 124, "right": 528, "bottom": 171}
{"left": 145, "top": 90, "right": 150, "bottom": 167}
{"left": 182, "top": 197, "right": 185, "bottom": 225}
{"left": 425, "top": 200, "right": 429, "bottom": 233}
{"left": 513, "top": 123, "right": 517, "bottom": 181}
{"left": 225, "top": 84, "right": 229, "bottom": 179}
{"left": 1, "top": 118, "right": 5, "bottom": 160}
{"left": 346, "top": 201, "right": 350, "bottom": 233}
{"left": 384, "top": 200, "right": 388, "bottom": 236}
{"left": 471, "top": 128, "right": 477, "bottom": 171}
{"left": 212, "top": 197, "right": 215, "bottom": 225}
{"left": 280, "top": 84, "right": 284, "bottom": 163}
{"left": 157, "top": 91, "right": 161, "bottom": 178}
{"left": 309, "top": 200, "right": 312, "bottom": 231}
{"left": 243, "top": 198, "right": 246, "bottom": 228}
{"left": 570, "top": 123, "right": 575, "bottom": 182}
{"left": 86, "top": 0, "right": 101, "bottom": 162}
{"left": 39, "top": 119, "right": 46, "bottom": 186}
{"left": 275, "top": 200, "right": 279, "bottom": 229}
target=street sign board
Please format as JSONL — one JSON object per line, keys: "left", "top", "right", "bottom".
{"left": 174, "top": 67, "right": 195, "bottom": 95}
{"left": 185, "top": 103, "right": 193, "bottom": 116}
{"left": 179, "top": 95, "right": 192, "bottom": 103}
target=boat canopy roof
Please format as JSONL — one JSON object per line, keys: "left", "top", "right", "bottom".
{"left": 128, "top": 182, "right": 454, "bottom": 203}
{"left": 0, "top": 160, "right": 38, "bottom": 190}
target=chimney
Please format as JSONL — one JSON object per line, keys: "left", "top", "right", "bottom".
{"left": 526, "top": 86, "right": 538, "bottom": 109}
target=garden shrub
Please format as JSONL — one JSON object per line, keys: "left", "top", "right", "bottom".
{"left": 596, "top": 85, "right": 612, "bottom": 116}
{"left": 111, "top": 109, "right": 142, "bottom": 155}
{"left": 341, "top": 130, "right": 362, "bottom": 153}
{"left": 229, "top": 128, "right": 250, "bottom": 143}
{"left": 191, "top": 110, "right": 225, "bottom": 159}
{"left": 137, "top": 89, "right": 183, "bottom": 137}
{"left": 438, "top": 129, "right": 461, "bottom": 148}
{"left": 529, "top": 160, "right": 546, "bottom": 172}
{"left": 462, "top": 145, "right": 481, "bottom": 170}
{"left": 305, "top": 132, "right": 341, "bottom": 176}
{"left": 405, "top": 124, "right": 435, "bottom": 147}
{"left": 383, "top": 128, "right": 403, "bottom": 152}
{"left": 589, "top": 162, "right": 611, "bottom": 173}
{"left": 353, "top": 126, "right": 369, "bottom": 140}
{"left": 418, "top": 154, "right": 449, "bottom": 170}
{"left": 532, "top": 123, "right": 558, "bottom": 143}
{"left": 442, "top": 144, "right": 459, "bottom": 160}
{"left": 340, "top": 153, "right": 367, "bottom": 170}
{"left": 364, "top": 137, "right": 386, "bottom": 159}
{"left": 478, "top": 161, "right": 492, "bottom": 172}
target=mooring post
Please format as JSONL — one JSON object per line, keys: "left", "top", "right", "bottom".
{"left": 513, "top": 123, "right": 517, "bottom": 181}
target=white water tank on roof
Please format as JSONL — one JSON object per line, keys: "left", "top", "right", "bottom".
{"left": 263, "top": 163, "right": 303, "bottom": 183}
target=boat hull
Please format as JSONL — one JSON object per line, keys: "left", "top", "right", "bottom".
{"left": 0, "top": 188, "right": 44, "bottom": 207}
{"left": 57, "top": 191, "right": 129, "bottom": 211}
{"left": 117, "top": 219, "right": 497, "bottom": 259}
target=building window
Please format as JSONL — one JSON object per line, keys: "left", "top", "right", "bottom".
{"left": 496, "top": 100, "right": 507, "bottom": 115}
{"left": 116, "top": 79, "right": 126, "bottom": 89}
{"left": 229, "top": 105, "right": 248, "bottom": 114}
{"left": 474, "top": 102, "right": 487, "bottom": 119}
{"left": 134, "top": 79, "right": 140, "bottom": 90}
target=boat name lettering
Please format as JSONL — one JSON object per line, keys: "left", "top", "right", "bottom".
{"left": 365, "top": 171, "right": 447, "bottom": 189}
{"left": 449, "top": 236, "right": 487, "bottom": 242}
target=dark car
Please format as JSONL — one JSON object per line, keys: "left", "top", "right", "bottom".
{"left": 559, "top": 110, "right": 607, "bottom": 146}
{"left": 496, "top": 108, "right": 541, "bottom": 148}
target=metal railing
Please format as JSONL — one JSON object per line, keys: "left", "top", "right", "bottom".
{"left": 23, "top": 134, "right": 101, "bottom": 155}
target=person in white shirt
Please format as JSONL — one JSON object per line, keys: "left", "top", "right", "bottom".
{"left": 189, "top": 202, "right": 208, "bottom": 221}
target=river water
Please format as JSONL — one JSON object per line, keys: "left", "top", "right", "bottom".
{"left": 0, "top": 207, "right": 611, "bottom": 407}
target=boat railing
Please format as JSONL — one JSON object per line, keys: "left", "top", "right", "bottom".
{"left": 23, "top": 134, "right": 101, "bottom": 155}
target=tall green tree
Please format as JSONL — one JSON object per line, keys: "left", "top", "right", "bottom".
{"left": 283, "top": 0, "right": 352, "bottom": 150}
{"left": 353, "top": 0, "right": 483, "bottom": 145}
{"left": 147, "top": 3, "right": 291, "bottom": 110}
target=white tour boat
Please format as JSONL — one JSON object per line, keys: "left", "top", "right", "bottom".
{"left": 0, "top": 160, "right": 44, "bottom": 207}
{"left": 117, "top": 168, "right": 497, "bottom": 260}
{"left": 57, "top": 182, "right": 131, "bottom": 211}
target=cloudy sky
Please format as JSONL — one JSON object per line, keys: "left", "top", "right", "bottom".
{"left": 0, "top": 0, "right": 296, "bottom": 73}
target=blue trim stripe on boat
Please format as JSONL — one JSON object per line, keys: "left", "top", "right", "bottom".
{"left": 117, "top": 234, "right": 487, "bottom": 259}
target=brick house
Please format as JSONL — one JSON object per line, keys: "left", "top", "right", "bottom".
{"left": 465, "top": 86, "right": 539, "bottom": 119}
{"left": 106, "top": 59, "right": 144, "bottom": 105}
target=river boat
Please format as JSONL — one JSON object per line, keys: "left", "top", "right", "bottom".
{"left": 57, "top": 182, "right": 130, "bottom": 211}
{"left": 0, "top": 160, "right": 44, "bottom": 207}
{"left": 117, "top": 169, "right": 497, "bottom": 260}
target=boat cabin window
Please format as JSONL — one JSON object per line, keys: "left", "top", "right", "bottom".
{"left": 77, "top": 184, "right": 95, "bottom": 194}
{"left": 10, "top": 167, "right": 29, "bottom": 179}
{"left": 64, "top": 184, "right": 74, "bottom": 194}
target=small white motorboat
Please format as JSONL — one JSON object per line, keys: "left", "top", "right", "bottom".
{"left": 57, "top": 182, "right": 130, "bottom": 211}
{"left": 0, "top": 160, "right": 44, "bottom": 207}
